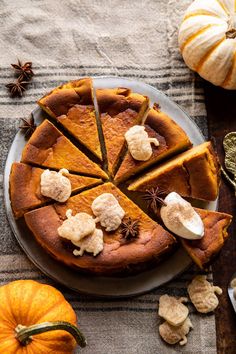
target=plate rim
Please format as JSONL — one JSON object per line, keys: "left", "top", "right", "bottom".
{"left": 3, "top": 76, "right": 215, "bottom": 298}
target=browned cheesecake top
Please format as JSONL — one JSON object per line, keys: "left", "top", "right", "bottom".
{"left": 24, "top": 182, "right": 176, "bottom": 274}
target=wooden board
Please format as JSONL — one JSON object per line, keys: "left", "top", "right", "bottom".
{"left": 205, "top": 81, "right": 236, "bottom": 354}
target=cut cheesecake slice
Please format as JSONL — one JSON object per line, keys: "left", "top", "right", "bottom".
{"left": 38, "top": 78, "right": 102, "bottom": 160}
{"left": 114, "top": 104, "right": 192, "bottom": 183}
{"left": 96, "top": 88, "right": 149, "bottom": 177}
{"left": 181, "top": 208, "right": 232, "bottom": 269}
{"left": 9, "top": 162, "right": 102, "bottom": 218}
{"left": 128, "top": 142, "right": 220, "bottom": 201}
{"left": 21, "top": 120, "right": 108, "bottom": 179}
{"left": 24, "top": 182, "right": 176, "bottom": 275}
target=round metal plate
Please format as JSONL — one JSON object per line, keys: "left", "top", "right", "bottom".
{"left": 4, "top": 77, "right": 217, "bottom": 297}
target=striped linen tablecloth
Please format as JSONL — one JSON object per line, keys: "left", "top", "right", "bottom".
{"left": 0, "top": 1, "right": 217, "bottom": 353}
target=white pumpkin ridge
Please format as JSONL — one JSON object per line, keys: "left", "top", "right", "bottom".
{"left": 179, "top": 0, "right": 236, "bottom": 89}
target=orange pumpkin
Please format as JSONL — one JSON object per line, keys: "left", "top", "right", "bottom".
{"left": 0, "top": 280, "right": 86, "bottom": 353}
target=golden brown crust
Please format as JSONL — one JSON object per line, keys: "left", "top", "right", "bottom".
{"left": 181, "top": 208, "right": 232, "bottom": 269}
{"left": 21, "top": 120, "right": 108, "bottom": 179}
{"left": 37, "top": 78, "right": 93, "bottom": 117}
{"left": 128, "top": 142, "right": 220, "bottom": 201}
{"left": 38, "top": 78, "right": 102, "bottom": 160}
{"left": 96, "top": 88, "right": 149, "bottom": 176}
{"left": 24, "top": 182, "right": 176, "bottom": 275}
{"left": 9, "top": 162, "right": 102, "bottom": 219}
{"left": 114, "top": 105, "right": 192, "bottom": 183}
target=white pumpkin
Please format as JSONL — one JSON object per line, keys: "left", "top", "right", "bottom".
{"left": 178, "top": 0, "right": 236, "bottom": 89}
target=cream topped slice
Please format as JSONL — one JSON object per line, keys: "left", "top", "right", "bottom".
{"left": 160, "top": 192, "right": 204, "bottom": 240}
{"left": 125, "top": 125, "right": 159, "bottom": 161}
{"left": 40, "top": 168, "right": 71, "bottom": 202}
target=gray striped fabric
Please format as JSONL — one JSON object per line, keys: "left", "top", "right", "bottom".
{"left": 0, "top": 1, "right": 217, "bottom": 353}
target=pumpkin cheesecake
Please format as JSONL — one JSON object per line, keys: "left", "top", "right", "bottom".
{"left": 114, "top": 104, "right": 192, "bottom": 183}
{"left": 38, "top": 78, "right": 102, "bottom": 160}
{"left": 21, "top": 120, "right": 108, "bottom": 179}
{"left": 9, "top": 162, "right": 102, "bottom": 218}
{"left": 128, "top": 141, "right": 220, "bottom": 201}
{"left": 181, "top": 208, "right": 232, "bottom": 269}
{"left": 24, "top": 182, "right": 177, "bottom": 275}
{"left": 96, "top": 88, "right": 149, "bottom": 177}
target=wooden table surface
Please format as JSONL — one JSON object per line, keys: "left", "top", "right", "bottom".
{"left": 204, "top": 82, "right": 236, "bottom": 354}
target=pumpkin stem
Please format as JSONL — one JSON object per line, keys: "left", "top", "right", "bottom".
{"left": 226, "top": 15, "right": 236, "bottom": 39}
{"left": 226, "top": 28, "right": 236, "bottom": 39}
{"left": 15, "top": 321, "right": 87, "bottom": 348}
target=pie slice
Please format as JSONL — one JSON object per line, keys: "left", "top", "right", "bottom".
{"left": 181, "top": 208, "right": 232, "bottom": 269}
{"left": 96, "top": 88, "right": 149, "bottom": 177}
{"left": 128, "top": 142, "right": 220, "bottom": 201}
{"left": 38, "top": 78, "right": 102, "bottom": 160}
{"left": 24, "top": 182, "right": 176, "bottom": 275}
{"left": 114, "top": 104, "right": 192, "bottom": 183}
{"left": 21, "top": 120, "right": 108, "bottom": 179}
{"left": 9, "top": 162, "right": 102, "bottom": 218}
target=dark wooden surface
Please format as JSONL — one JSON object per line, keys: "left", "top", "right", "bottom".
{"left": 204, "top": 82, "right": 236, "bottom": 354}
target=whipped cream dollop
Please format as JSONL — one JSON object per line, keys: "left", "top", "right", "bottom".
{"left": 40, "top": 168, "right": 71, "bottom": 202}
{"left": 57, "top": 210, "right": 96, "bottom": 242}
{"left": 160, "top": 192, "right": 204, "bottom": 240}
{"left": 230, "top": 278, "right": 236, "bottom": 299}
{"left": 91, "top": 193, "right": 125, "bottom": 231}
{"left": 125, "top": 125, "right": 159, "bottom": 161}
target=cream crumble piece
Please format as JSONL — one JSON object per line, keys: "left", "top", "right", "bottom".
{"left": 91, "top": 193, "right": 125, "bottom": 231}
{"left": 125, "top": 125, "right": 159, "bottom": 161}
{"left": 40, "top": 168, "right": 71, "bottom": 202}
{"left": 188, "top": 275, "right": 222, "bottom": 313}
{"left": 73, "top": 228, "right": 104, "bottom": 257}
{"left": 57, "top": 210, "right": 96, "bottom": 242}
{"left": 159, "top": 317, "right": 193, "bottom": 346}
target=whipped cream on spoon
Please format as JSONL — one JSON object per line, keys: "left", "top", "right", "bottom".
{"left": 160, "top": 192, "right": 204, "bottom": 240}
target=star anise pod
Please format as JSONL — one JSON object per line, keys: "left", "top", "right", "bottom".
{"left": 143, "top": 187, "right": 167, "bottom": 213}
{"left": 120, "top": 218, "right": 140, "bottom": 241}
{"left": 11, "top": 59, "right": 34, "bottom": 81}
{"left": 5, "top": 79, "right": 28, "bottom": 97}
{"left": 153, "top": 102, "right": 161, "bottom": 112}
{"left": 19, "top": 114, "right": 37, "bottom": 138}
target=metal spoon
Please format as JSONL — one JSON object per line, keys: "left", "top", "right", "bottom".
{"left": 228, "top": 273, "right": 236, "bottom": 313}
